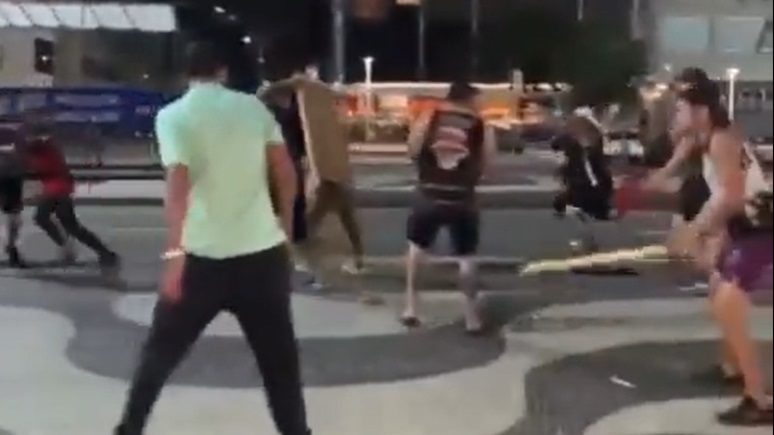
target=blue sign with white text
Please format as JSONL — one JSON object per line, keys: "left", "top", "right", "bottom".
{"left": 0, "top": 87, "right": 167, "bottom": 137}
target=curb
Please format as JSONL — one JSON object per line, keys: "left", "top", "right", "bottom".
{"left": 66, "top": 190, "right": 677, "bottom": 210}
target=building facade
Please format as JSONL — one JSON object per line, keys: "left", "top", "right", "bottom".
{"left": 0, "top": 2, "right": 177, "bottom": 89}
{"left": 643, "top": 0, "right": 772, "bottom": 81}
{"left": 640, "top": 0, "right": 773, "bottom": 140}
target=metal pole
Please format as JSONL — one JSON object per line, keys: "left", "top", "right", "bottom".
{"left": 470, "top": 0, "right": 479, "bottom": 79}
{"left": 417, "top": 1, "right": 426, "bottom": 80}
{"left": 332, "top": 0, "right": 346, "bottom": 83}
{"left": 577, "top": 0, "right": 584, "bottom": 22}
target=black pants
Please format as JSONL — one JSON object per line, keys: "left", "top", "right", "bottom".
{"left": 34, "top": 196, "right": 112, "bottom": 257}
{"left": 116, "top": 246, "right": 310, "bottom": 435}
{"left": 0, "top": 176, "right": 23, "bottom": 214}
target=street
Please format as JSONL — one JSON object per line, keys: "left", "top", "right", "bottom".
{"left": 0, "top": 206, "right": 771, "bottom": 435}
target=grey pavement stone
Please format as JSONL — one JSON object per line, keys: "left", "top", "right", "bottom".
{"left": 2, "top": 206, "right": 770, "bottom": 435}
{"left": 501, "top": 341, "right": 773, "bottom": 435}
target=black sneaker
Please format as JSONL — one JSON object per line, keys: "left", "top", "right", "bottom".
{"left": 98, "top": 252, "right": 121, "bottom": 278}
{"left": 5, "top": 246, "right": 28, "bottom": 269}
{"left": 717, "top": 396, "right": 773, "bottom": 426}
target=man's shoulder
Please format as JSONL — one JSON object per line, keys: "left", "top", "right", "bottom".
{"left": 156, "top": 98, "right": 186, "bottom": 124}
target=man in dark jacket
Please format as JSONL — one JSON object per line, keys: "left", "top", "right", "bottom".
{"left": 264, "top": 86, "right": 309, "bottom": 245}
{"left": 24, "top": 124, "right": 119, "bottom": 271}
{"left": 0, "top": 120, "right": 27, "bottom": 268}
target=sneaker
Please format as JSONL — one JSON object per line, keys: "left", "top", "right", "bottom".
{"left": 5, "top": 246, "right": 27, "bottom": 269}
{"left": 717, "top": 396, "right": 773, "bottom": 426}
{"left": 341, "top": 261, "right": 367, "bottom": 276}
{"left": 98, "top": 252, "right": 121, "bottom": 275}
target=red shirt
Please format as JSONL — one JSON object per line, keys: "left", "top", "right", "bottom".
{"left": 26, "top": 138, "right": 74, "bottom": 197}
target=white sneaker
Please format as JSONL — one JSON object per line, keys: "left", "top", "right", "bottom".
{"left": 341, "top": 261, "right": 367, "bottom": 276}
{"left": 294, "top": 262, "right": 311, "bottom": 273}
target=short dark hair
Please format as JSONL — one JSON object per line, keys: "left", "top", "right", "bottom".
{"left": 184, "top": 41, "right": 227, "bottom": 78}
{"left": 674, "top": 67, "right": 710, "bottom": 85}
{"left": 447, "top": 81, "right": 480, "bottom": 104}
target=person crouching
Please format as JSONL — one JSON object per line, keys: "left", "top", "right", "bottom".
{"left": 551, "top": 111, "right": 614, "bottom": 253}
{"left": 24, "top": 125, "right": 120, "bottom": 271}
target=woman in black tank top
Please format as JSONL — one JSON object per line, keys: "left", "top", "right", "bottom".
{"left": 672, "top": 70, "right": 773, "bottom": 426}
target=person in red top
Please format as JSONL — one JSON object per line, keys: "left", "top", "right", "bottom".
{"left": 24, "top": 124, "right": 119, "bottom": 271}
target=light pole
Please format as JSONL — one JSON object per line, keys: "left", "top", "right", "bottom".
{"left": 470, "top": 0, "right": 479, "bottom": 79}
{"left": 726, "top": 67, "right": 740, "bottom": 120}
{"left": 418, "top": 1, "right": 426, "bottom": 80}
{"left": 577, "top": 0, "right": 585, "bottom": 22}
{"left": 332, "top": 0, "right": 346, "bottom": 83}
{"left": 363, "top": 56, "right": 375, "bottom": 141}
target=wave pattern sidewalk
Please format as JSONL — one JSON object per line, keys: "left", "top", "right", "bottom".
{"left": 1, "top": 206, "right": 770, "bottom": 435}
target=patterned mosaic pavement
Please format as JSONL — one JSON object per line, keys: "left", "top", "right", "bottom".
{"left": 0, "top": 206, "right": 770, "bottom": 435}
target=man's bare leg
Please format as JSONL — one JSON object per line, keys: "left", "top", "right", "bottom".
{"left": 459, "top": 257, "right": 482, "bottom": 332}
{"left": 401, "top": 242, "right": 424, "bottom": 326}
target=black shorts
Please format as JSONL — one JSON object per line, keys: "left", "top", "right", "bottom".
{"left": 0, "top": 177, "right": 23, "bottom": 214}
{"left": 678, "top": 173, "right": 709, "bottom": 222}
{"left": 407, "top": 198, "right": 479, "bottom": 256}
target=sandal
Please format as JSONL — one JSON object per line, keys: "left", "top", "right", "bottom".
{"left": 399, "top": 316, "right": 422, "bottom": 329}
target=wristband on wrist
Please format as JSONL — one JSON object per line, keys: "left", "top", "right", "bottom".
{"left": 160, "top": 248, "right": 185, "bottom": 261}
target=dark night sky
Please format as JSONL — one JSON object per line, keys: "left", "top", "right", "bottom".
{"left": 172, "top": 0, "right": 631, "bottom": 90}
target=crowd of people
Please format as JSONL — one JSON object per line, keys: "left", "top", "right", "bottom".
{"left": 1, "top": 39, "right": 771, "bottom": 433}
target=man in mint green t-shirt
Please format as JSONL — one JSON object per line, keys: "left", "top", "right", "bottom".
{"left": 115, "top": 41, "right": 311, "bottom": 435}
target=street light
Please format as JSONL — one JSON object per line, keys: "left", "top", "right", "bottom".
{"left": 726, "top": 67, "right": 740, "bottom": 120}
{"left": 362, "top": 56, "right": 375, "bottom": 141}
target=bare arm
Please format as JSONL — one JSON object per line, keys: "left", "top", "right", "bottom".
{"left": 644, "top": 137, "right": 694, "bottom": 188}
{"left": 482, "top": 124, "right": 497, "bottom": 176}
{"left": 407, "top": 111, "right": 432, "bottom": 158}
{"left": 164, "top": 165, "right": 190, "bottom": 252}
{"left": 692, "top": 132, "right": 746, "bottom": 235}
{"left": 155, "top": 110, "right": 191, "bottom": 253}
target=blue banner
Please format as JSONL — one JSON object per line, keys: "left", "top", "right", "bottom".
{"left": 0, "top": 87, "right": 167, "bottom": 137}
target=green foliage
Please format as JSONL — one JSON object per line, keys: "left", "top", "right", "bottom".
{"left": 482, "top": 4, "right": 647, "bottom": 107}
{"left": 556, "top": 24, "right": 647, "bottom": 108}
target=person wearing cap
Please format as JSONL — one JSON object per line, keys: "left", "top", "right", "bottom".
{"left": 115, "top": 41, "right": 311, "bottom": 435}
{"left": 401, "top": 81, "right": 497, "bottom": 333}
{"left": 550, "top": 106, "right": 614, "bottom": 253}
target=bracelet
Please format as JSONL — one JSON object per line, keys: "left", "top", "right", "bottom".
{"left": 160, "top": 248, "right": 185, "bottom": 261}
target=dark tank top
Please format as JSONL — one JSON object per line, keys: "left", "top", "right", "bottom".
{"left": 678, "top": 147, "right": 710, "bottom": 221}
{"left": 417, "top": 109, "right": 485, "bottom": 203}
{"left": 0, "top": 127, "right": 25, "bottom": 179}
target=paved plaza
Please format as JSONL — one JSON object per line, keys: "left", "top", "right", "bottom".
{"left": 0, "top": 206, "right": 771, "bottom": 435}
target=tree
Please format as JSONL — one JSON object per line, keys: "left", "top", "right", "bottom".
{"left": 553, "top": 23, "right": 647, "bottom": 108}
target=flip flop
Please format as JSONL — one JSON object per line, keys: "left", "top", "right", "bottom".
{"left": 400, "top": 316, "right": 422, "bottom": 329}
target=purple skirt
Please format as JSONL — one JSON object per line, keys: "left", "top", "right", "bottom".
{"left": 716, "top": 230, "right": 773, "bottom": 292}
